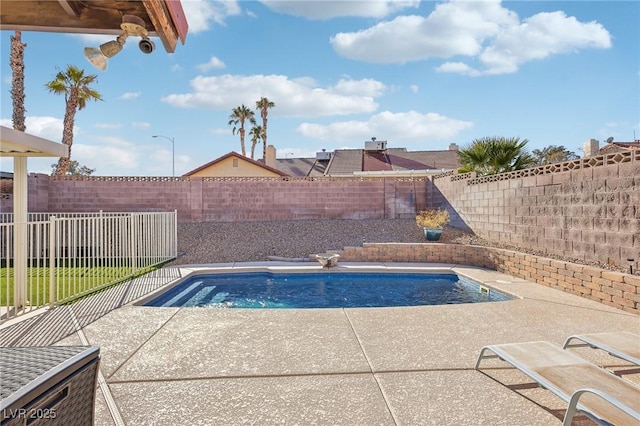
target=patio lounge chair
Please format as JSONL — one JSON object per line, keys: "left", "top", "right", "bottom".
{"left": 563, "top": 331, "right": 640, "bottom": 366}
{"left": 475, "top": 341, "right": 640, "bottom": 426}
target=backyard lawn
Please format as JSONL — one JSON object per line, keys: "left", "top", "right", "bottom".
{"left": 0, "top": 264, "right": 157, "bottom": 306}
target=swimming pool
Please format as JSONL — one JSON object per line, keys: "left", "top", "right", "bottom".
{"left": 142, "top": 271, "right": 513, "bottom": 309}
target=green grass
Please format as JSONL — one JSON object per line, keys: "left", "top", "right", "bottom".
{"left": 0, "top": 263, "right": 161, "bottom": 307}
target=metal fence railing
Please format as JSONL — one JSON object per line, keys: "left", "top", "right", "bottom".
{"left": 0, "top": 211, "right": 177, "bottom": 323}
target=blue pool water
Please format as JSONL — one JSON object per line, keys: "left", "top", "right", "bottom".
{"left": 143, "top": 272, "right": 513, "bottom": 309}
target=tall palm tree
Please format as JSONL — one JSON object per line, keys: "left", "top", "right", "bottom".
{"left": 10, "top": 30, "right": 26, "bottom": 132}
{"left": 255, "top": 97, "right": 275, "bottom": 161}
{"left": 458, "top": 136, "right": 536, "bottom": 176}
{"left": 228, "top": 104, "right": 255, "bottom": 156}
{"left": 248, "top": 125, "right": 264, "bottom": 160}
{"left": 45, "top": 65, "right": 102, "bottom": 176}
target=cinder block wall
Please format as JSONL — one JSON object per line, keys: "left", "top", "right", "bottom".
{"left": 431, "top": 152, "right": 639, "bottom": 270}
{"left": 22, "top": 175, "right": 429, "bottom": 222}
{"left": 338, "top": 243, "right": 639, "bottom": 314}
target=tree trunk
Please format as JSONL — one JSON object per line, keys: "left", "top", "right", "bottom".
{"left": 239, "top": 127, "right": 246, "bottom": 156}
{"left": 10, "top": 30, "right": 26, "bottom": 132}
{"left": 262, "top": 116, "right": 268, "bottom": 160}
{"left": 54, "top": 89, "right": 78, "bottom": 176}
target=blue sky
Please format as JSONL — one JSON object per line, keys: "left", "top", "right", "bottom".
{"left": 1, "top": 0, "right": 638, "bottom": 176}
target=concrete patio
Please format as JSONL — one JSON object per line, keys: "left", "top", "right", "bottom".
{"left": 2, "top": 262, "right": 639, "bottom": 425}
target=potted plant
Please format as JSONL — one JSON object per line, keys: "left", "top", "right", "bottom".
{"left": 416, "top": 208, "right": 450, "bottom": 241}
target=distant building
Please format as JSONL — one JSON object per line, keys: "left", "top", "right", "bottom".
{"left": 583, "top": 138, "right": 640, "bottom": 158}
{"left": 182, "top": 152, "right": 288, "bottom": 178}
{"left": 269, "top": 140, "right": 460, "bottom": 177}
{"left": 187, "top": 140, "right": 461, "bottom": 178}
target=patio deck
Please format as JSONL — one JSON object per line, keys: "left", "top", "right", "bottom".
{"left": 1, "top": 262, "right": 638, "bottom": 425}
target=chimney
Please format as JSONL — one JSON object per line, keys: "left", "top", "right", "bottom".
{"left": 265, "top": 144, "right": 276, "bottom": 167}
{"left": 583, "top": 139, "right": 599, "bottom": 158}
{"left": 448, "top": 143, "right": 459, "bottom": 151}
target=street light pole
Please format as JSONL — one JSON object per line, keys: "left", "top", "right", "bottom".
{"left": 152, "top": 135, "right": 175, "bottom": 177}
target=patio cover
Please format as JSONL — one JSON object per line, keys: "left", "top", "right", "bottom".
{"left": 0, "top": 126, "right": 69, "bottom": 308}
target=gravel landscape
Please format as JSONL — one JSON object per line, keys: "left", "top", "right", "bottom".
{"left": 169, "top": 219, "right": 631, "bottom": 274}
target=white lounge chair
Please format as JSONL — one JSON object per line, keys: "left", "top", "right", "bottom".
{"left": 475, "top": 341, "right": 640, "bottom": 425}
{"left": 563, "top": 331, "right": 640, "bottom": 366}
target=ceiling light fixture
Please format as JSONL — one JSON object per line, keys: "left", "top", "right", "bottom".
{"left": 84, "top": 15, "right": 153, "bottom": 71}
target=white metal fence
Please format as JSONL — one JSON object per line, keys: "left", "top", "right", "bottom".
{"left": 0, "top": 211, "right": 177, "bottom": 323}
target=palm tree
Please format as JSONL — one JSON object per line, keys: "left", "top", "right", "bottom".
{"left": 45, "top": 65, "right": 102, "bottom": 176}
{"left": 255, "top": 97, "right": 275, "bottom": 161}
{"left": 228, "top": 104, "right": 255, "bottom": 156}
{"left": 532, "top": 145, "right": 579, "bottom": 165}
{"left": 458, "top": 136, "right": 536, "bottom": 176}
{"left": 248, "top": 125, "right": 264, "bottom": 160}
{"left": 10, "top": 30, "right": 26, "bottom": 132}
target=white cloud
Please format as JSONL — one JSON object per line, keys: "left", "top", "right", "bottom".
{"left": 410, "top": 85, "right": 419, "bottom": 93}
{"left": 73, "top": 137, "right": 140, "bottom": 170}
{"left": 171, "top": 64, "right": 183, "bottom": 72}
{"left": 330, "top": 0, "right": 611, "bottom": 75}
{"left": 435, "top": 62, "right": 480, "bottom": 76}
{"left": 162, "top": 74, "right": 382, "bottom": 117}
{"left": 260, "top": 0, "right": 419, "bottom": 20}
{"left": 182, "top": 0, "right": 242, "bottom": 32}
{"left": 197, "top": 56, "right": 226, "bottom": 72}
{"left": 69, "top": 33, "right": 113, "bottom": 45}
{"left": 119, "top": 92, "right": 141, "bottom": 100}
{"left": 209, "top": 128, "right": 231, "bottom": 135}
{"left": 132, "top": 122, "right": 150, "bottom": 129}
{"left": 297, "top": 110, "right": 473, "bottom": 142}
{"left": 331, "top": 78, "right": 385, "bottom": 97}
{"left": 476, "top": 11, "right": 612, "bottom": 75}
{"left": 0, "top": 116, "right": 65, "bottom": 141}
{"left": 94, "top": 123, "right": 122, "bottom": 130}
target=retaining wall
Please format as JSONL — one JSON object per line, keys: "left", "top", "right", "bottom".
{"left": 338, "top": 242, "right": 639, "bottom": 314}
{"left": 431, "top": 151, "right": 639, "bottom": 270}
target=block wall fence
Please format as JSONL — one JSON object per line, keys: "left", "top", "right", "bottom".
{"left": 1, "top": 175, "right": 427, "bottom": 222}
{"left": 337, "top": 243, "right": 639, "bottom": 314}
{"left": 431, "top": 151, "right": 639, "bottom": 271}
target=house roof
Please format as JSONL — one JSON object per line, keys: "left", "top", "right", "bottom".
{"left": 326, "top": 149, "right": 364, "bottom": 175}
{"left": 363, "top": 151, "right": 394, "bottom": 172}
{"left": 600, "top": 141, "right": 640, "bottom": 153}
{"left": 270, "top": 148, "right": 460, "bottom": 177}
{"left": 183, "top": 152, "right": 289, "bottom": 177}
{"left": 0, "top": 0, "right": 188, "bottom": 53}
{"left": 386, "top": 148, "right": 460, "bottom": 170}
{"left": 273, "top": 158, "right": 315, "bottom": 176}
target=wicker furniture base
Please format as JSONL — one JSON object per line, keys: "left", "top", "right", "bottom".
{"left": 1, "top": 346, "right": 100, "bottom": 426}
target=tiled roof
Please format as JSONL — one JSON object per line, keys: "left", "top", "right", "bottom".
{"left": 273, "top": 158, "right": 315, "bottom": 176}
{"left": 600, "top": 141, "right": 640, "bottom": 153}
{"left": 386, "top": 148, "right": 460, "bottom": 170}
{"left": 363, "top": 151, "right": 393, "bottom": 171}
{"left": 272, "top": 158, "right": 331, "bottom": 177}
{"left": 326, "top": 150, "right": 363, "bottom": 175}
